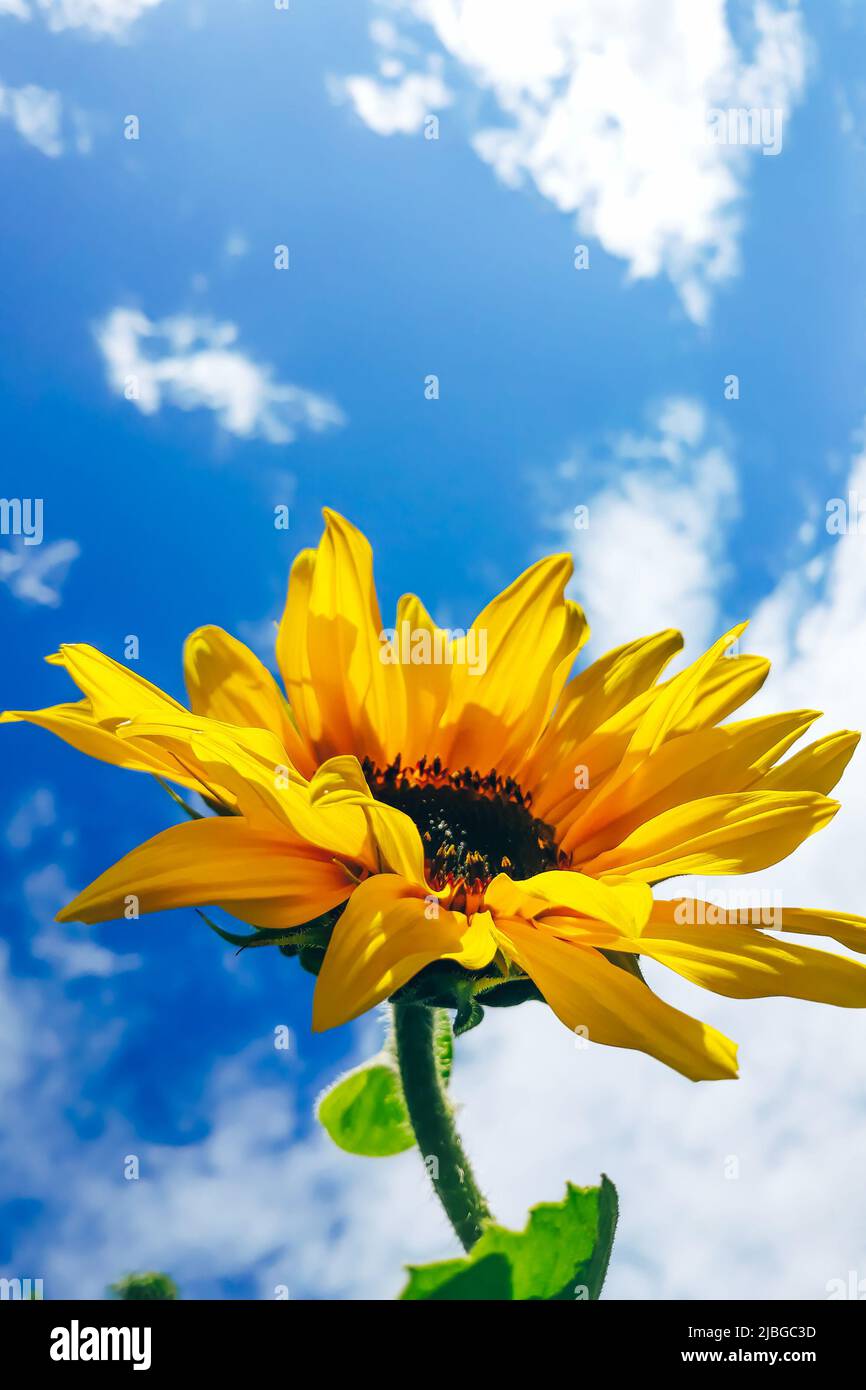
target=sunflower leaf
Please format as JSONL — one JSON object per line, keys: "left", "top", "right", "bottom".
{"left": 398, "top": 1176, "right": 618, "bottom": 1300}
{"left": 317, "top": 1056, "right": 415, "bottom": 1156}
{"left": 317, "top": 1009, "right": 452, "bottom": 1157}
{"left": 401, "top": 1254, "right": 513, "bottom": 1300}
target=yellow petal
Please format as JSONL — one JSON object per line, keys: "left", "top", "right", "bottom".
{"left": 393, "top": 593, "right": 454, "bottom": 766}
{"left": 438, "top": 554, "right": 589, "bottom": 773}
{"left": 491, "top": 915, "right": 738, "bottom": 1081}
{"left": 618, "top": 624, "right": 748, "bottom": 780}
{"left": 0, "top": 700, "right": 202, "bottom": 783}
{"left": 675, "top": 652, "right": 771, "bottom": 733}
{"left": 523, "top": 629, "right": 683, "bottom": 815}
{"left": 184, "top": 625, "right": 314, "bottom": 776}
{"left": 117, "top": 714, "right": 373, "bottom": 862}
{"left": 560, "top": 710, "right": 820, "bottom": 860}
{"left": 312, "top": 875, "right": 496, "bottom": 1030}
{"left": 485, "top": 869, "right": 652, "bottom": 937}
{"left": 622, "top": 905, "right": 866, "bottom": 1006}
{"left": 542, "top": 650, "right": 769, "bottom": 834}
{"left": 657, "top": 899, "right": 866, "bottom": 958}
{"left": 309, "top": 754, "right": 428, "bottom": 883}
{"left": 580, "top": 791, "right": 839, "bottom": 881}
{"left": 49, "top": 643, "right": 186, "bottom": 721}
{"left": 275, "top": 546, "right": 320, "bottom": 756}
{"left": 56, "top": 816, "right": 353, "bottom": 928}
{"left": 289, "top": 511, "right": 405, "bottom": 766}
{"left": 757, "top": 730, "right": 860, "bottom": 795}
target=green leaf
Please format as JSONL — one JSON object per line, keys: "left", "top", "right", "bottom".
{"left": 317, "top": 1058, "right": 415, "bottom": 1156}
{"left": 398, "top": 1176, "right": 618, "bottom": 1300}
{"left": 402, "top": 1254, "right": 513, "bottom": 1301}
{"left": 317, "top": 1009, "right": 452, "bottom": 1157}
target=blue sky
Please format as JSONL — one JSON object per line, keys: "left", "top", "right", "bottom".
{"left": 4, "top": 0, "right": 866, "bottom": 1300}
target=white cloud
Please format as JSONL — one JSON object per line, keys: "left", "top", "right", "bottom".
{"left": 0, "top": 82, "right": 63, "bottom": 156}
{"left": 0, "top": 80, "right": 92, "bottom": 157}
{"left": 95, "top": 307, "right": 345, "bottom": 446}
{"left": 8, "top": 0, "right": 165, "bottom": 35}
{"left": 0, "top": 537, "right": 80, "bottom": 606}
{"left": 544, "top": 396, "right": 738, "bottom": 651}
{"left": 340, "top": 0, "right": 808, "bottom": 321}
{"left": 24, "top": 863, "right": 142, "bottom": 979}
{"left": 337, "top": 62, "right": 452, "bottom": 136}
{"left": 5, "top": 789, "right": 57, "bottom": 851}
{"left": 741, "top": 445, "right": 866, "bottom": 914}
{"left": 8, "top": 987, "right": 866, "bottom": 1301}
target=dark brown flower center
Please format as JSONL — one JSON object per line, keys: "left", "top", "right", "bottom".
{"left": 362, "top": 755, "right": 563, "bottom": 894}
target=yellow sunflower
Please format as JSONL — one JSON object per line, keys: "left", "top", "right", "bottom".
{"left": 6, "top": 508, "right": 866, "bottom": 1082}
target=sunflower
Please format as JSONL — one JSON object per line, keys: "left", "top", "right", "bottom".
{"left": 6, "top": 509, "right": 866, "bottom": 1082}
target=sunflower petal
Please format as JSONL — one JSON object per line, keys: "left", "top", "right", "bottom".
{"left": 49, "top": 644, "right": 186, "bottom": 720}
{"left": 393, "top": 593, "right": 453, "bottom": 766}
{"left": 309, "top": 754, "right": 427, "bottom": 883}
{"left": 523, "top": 629, "right": 683, "bottom": 814}
{"left": 675, "top": 653, "right": 771, "bottom": 733}
{"left": 560, "top": 710, "right": 820, "bottom": 860}
{"left": 580, "top": 791, "right": 839, "bottom": 881}
{"left": 275, "top": 546, "right": 320, "bottom": 756}
{"left": 0, "top": 700, "right": 199, "bottom": 782}
{"left": 543, "top": 651, "right": 770, "bottom": 834}
{"left": 656, "top": 899, "right": 866, "bottom": 958}
{"left": 297, "top": 511, "right": 405, "bottom": 765}
{"left": 485, "top": 870, "right": 652, "bottom": 936}
{"left": 118, "top": 714, "right": 373, "bottom": 861}
{"left": 184, "top": 624, "right": 313, "bottom": 775}
{"left": 756, "top": 730, "right": 860, "bottom": 795}
{"left": 56, "top": 816, "right": 353, "bottom": 927}
{"left": 312, "top": 875, "right": 496, "bottom": 1030}
{"left": 620, "top": 907, "right": 866, "bottom": 1006}
{"left": 619, "top": 624, "right": 748, "bottom": 778}
{"left": 491, "top": 915, "right": 738, "bottom": 1081}
{"left": 438, "top": 555, "right": 589, "bottom": 772}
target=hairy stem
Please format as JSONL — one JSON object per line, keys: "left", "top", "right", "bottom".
{"left": 392, "top": 1001, "right": 492, "bottom": 1251}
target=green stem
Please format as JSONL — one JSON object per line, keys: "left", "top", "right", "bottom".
{"left": 392, "top": 1001, "right": 492, "bottom": 1252}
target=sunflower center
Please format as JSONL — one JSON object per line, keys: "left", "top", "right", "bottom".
{"left": 362, "top": 755, "right": 562, "bottom": 895}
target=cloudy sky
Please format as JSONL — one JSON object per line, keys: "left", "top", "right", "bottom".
{"left": 3, "top": 0, "right": 866, "bottom": 1300}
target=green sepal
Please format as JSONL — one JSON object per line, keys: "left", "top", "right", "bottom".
{"left": 195, "top": 909, "right": 304, "bottom": 952}
{"left": 317, "top": 1009, "right": 452, "bottom": 1157}
{"left": 153, "top": 776, "right": 203, "bottom": 820}
{"left": 453, "top": 996, "right": 484, "bottom": 1037}
{"left": 297, "top": 945, "right": 326, "bottom": 975}
{"left": 476, "top": 975, "right": 544, "bottom": 1008}
{"left": 399, "top": 1176, "right": 618, "bottom": 1300}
